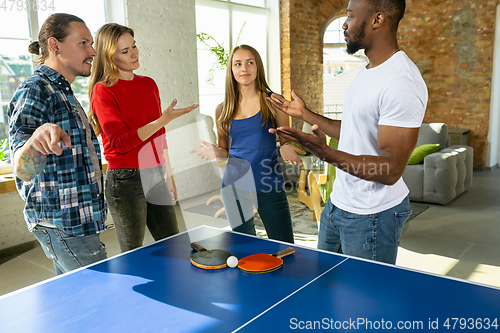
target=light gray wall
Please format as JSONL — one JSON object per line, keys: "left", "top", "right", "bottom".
{"left": 0, "top": 192, "right": 34, "bottom": 251}
{"left": 124, "top": 0, "right": 220, "bottom": 199}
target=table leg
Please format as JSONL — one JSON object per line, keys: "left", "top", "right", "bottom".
{"left": 308, "top": 171, "right": 325, "bottom": 222}
{"left": 297, "top": 169, "right": 309, "bottom": 205}
{"left": 297, "top": 170, "right": 326, "bottom": 222}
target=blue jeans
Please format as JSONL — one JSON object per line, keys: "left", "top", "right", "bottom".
{"left": 221, "top": 185, "right": 294, "bottom": 243}
{"left": 105, "top": 166, "right": 179, "bottom": 252}
{"left": 318, "top": 196, "right": 411, "bottom": 264}
{"left": 33, "top": 225, "right": 107, "bottom": 275}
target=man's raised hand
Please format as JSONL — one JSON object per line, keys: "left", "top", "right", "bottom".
{"left": 267, "top": 90, "right": 308, "bottom": 119}
{"left": 270, "top": 124, "right": 328, "bottom": 159}
{"left": 30, "top": 123, "right": 71, "bottom": 156}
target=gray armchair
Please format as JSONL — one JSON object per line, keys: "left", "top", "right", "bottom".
{"left": 402, "top": 123, "right": 473, "bottom": 205}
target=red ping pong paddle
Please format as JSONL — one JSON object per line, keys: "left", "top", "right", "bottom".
{"left": 190, "top": 242, "right": 231, "bottom": 270}
{"left": 238, "top": 247, "right": 295, "bottom": 273}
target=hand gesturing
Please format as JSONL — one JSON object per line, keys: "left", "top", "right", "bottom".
{"left": 266, "top": 90, "right": 308, "bottom": 119}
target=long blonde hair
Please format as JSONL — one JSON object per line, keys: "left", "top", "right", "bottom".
{"left": 87, "top": 23, "right": 135, "bottom": 136}
{"left": 218, "top": 44, "right": 276, "bottom": 135}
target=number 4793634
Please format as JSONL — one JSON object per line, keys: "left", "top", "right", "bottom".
{"left": 0, "top": 0, "right": 56, "bottom": 12}
{"left": 443, "top": 318, "right": 498, "bottom": 330}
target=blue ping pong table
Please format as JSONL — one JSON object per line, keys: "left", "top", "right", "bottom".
{"left": 1, "top": 225, "right": 499, "bottom": 332}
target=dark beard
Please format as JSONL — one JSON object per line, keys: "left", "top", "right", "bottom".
{"left": 345, "top": 21, "right": 366, "bottom": 55}
{"left": 79, "top": 70, "right": 91, "bottom": 77}
{"left": 346, "top": 41, "right": 362, "bottom": 55}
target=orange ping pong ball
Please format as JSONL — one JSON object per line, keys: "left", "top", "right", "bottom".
{"left": 227, "top": 256, "right": 238, "bottom": 268}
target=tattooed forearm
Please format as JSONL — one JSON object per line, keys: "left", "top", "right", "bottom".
{"left": 15, "top": 145, "right": 47, "bottom": 181}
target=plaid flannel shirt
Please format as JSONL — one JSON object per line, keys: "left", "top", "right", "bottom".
{"left": 8, "top": 65, "right": 107, "bottom": 236}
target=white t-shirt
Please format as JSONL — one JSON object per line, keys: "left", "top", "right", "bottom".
{"left": 330, "top": 51, "right": 428, "bottom": 214}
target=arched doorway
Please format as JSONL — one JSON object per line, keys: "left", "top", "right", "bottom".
{"left": 322, "top": 14, "right": 367, "bottom": 119}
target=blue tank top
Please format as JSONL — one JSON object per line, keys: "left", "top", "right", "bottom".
{"left": 222, "top": 111, "right": 284, "bottom": 191}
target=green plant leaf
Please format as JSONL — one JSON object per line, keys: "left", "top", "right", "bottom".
{"left": 292, "top": 142, "right": 311, "bottom": 156}
{"left": 196, "top": 17, "right": 250, "bottom": 85}
{"left": 0, "top": 138, "right": 10, "bottom": 162}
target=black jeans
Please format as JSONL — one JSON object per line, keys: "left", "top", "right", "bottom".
{"left": 221, "top": 185, "right": 294, "bottom": 243}
{"left": 105, "top": 165, "right": 179, "bottom": 252}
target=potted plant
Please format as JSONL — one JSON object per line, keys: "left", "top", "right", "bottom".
{"left": 196, "top": 21, "right": 248, "bottom": 85}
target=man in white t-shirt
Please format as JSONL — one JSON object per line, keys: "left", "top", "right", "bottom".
{"left": 269, "top": 0, "right": 427, "bottom": 264}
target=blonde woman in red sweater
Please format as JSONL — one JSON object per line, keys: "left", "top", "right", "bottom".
{"left": 88, "top": 23, "right": 198, "bottom": 252}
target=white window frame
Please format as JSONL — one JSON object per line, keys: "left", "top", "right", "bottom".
{"left": 0, "top": 3, "right": 107, "bottom": 175}
{"left": 195, "top": 0, "right": 281, "bottom": 128}
{"left": 323, "top": 15, "right": 347, "bottom": 49}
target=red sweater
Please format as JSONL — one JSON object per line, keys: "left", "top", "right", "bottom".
{"left": 91, "top": 75, "right": 167, "bottom": 169}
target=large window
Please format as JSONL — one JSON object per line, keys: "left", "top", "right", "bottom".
{"left": 323, "top": 15, "right": 367, "bottom": 120}
{"left": 323, "top": 16, "right": 367, "bottom": 80}
{"left": 0, "top": 10, "right": 32, "bottom": 166}
{"left": 195, "top": 0, "right": 272, "bottom": 130}
{"left": 0, "top": 0, "right": 105, "bottom": 168}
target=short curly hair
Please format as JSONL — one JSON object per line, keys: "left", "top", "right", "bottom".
{"left": 368, "top": 0, "right": 406, "bottom": 31}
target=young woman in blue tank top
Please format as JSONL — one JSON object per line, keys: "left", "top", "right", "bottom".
{"left": 192, "top": 45, "right": 304, "bottom": 243}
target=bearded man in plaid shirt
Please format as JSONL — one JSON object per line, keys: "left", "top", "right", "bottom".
{"left": 8, "top": 13, "right": 107, "bottom": 274}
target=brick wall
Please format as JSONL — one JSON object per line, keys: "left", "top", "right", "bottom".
{"left": 399, "top": 0, "right": 499, "bottom": 167}
{"left": 281, "top": 0, "right": 499, "bottom": 167}
{"left": 280, "top": 0, "right": 325, "bottom": 129}
{"left": 125, "top": 0, "right": 220, "bottom": 199}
